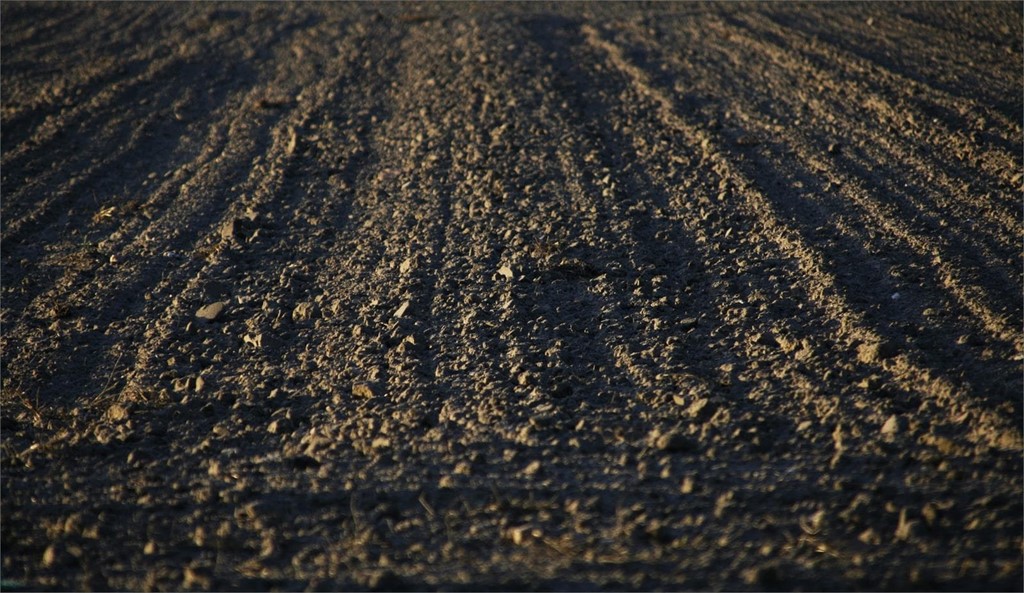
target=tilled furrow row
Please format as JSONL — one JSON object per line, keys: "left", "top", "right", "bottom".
{"left": 613, "top": 20, "right": 1021, "bottom": 353}
{"left": 582, "top": 23, "right": 1021, "bottom": 453}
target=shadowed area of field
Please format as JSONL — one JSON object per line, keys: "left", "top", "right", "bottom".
{"left": 2, "top": 2, "right": 1021, "bottom": 590}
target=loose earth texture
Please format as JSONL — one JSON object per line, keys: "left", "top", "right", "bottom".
{"left": 2, "top": 2, "right": 1022, "bottom": 591}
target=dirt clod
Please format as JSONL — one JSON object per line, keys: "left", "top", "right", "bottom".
{"left": 195, "top": 302, "right": 227, "bottom": 322}
{"left": 352, "top": 383, "right": 376, "bottom": 399}
{"left": 857, "top": 340, "right": 898, "bottom": 364}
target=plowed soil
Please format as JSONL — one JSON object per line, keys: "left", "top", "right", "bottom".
{"left": 2, "top": 2, "right": 1022, "bottom": 591}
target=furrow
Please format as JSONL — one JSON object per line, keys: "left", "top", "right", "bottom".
{"left": 747, "top": 9, "right": 1023, "bottom": 172}
{"left": 582, "top": 23, "right": 1022, "bottom": 452}
{"left": 724, "top": 12, "right": 1021, "bottom": 241}
{"left": 613, "top": 19, "right": 1021, "bottom": 349}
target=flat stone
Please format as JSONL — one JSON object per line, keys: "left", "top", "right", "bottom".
{"left": 196, "top": 301, "right": 227, "bottom": 322}
{"left": 881, "top": 414, "right": 900, "bottom": 437}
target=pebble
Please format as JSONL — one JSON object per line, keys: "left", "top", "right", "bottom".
{"left": 41, "top": 544, "right": 61, "bottom": 568}
{"left": 685, "top": 397, "right": 717, "bottom": 422}
{"left": 507, "top": 524, "right": 540, "bottom": 545}
{"left": 523, "top": 460, "right": 542, "bottom": 475}
{"left": 183, "top": 565, "right": 212, "bottom": 589}
{"left": 655, "top": 430, "right": 697, "bottom": 453}
{"left": 857, "top": 340, "right": 897, "bottom": 364}
{"left": 106, "top": 404, "right": 129, "bottom": 422}
{"left": 220, "top": 219, "right": 239, "bottom": 241}
{"left": 267, "top": 418, "right": 292, "bottom": 434}
{"left": 400, "top": 257, "right": 414, "bottom": 274}
{"left": 742, "top": 564, "right": 780, "bottom": 586}
{"left": 352, "top": 383, "right": 376, "bottom": 398}
{"left": 881, "top": 414, "right": 900, "bottom": 438}
{"left": 498, "top": 265, "right": 514, "bottom": 280}
{"left": 292, "top": 302, "right": 315, "bottom": 322}
{"left": 196, "top": 301, "right": 227, "bottom": 322}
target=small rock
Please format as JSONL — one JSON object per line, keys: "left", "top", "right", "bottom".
{"left": 750, "top": 332, "right": 778, "bottom": 347}
{"left": 655, "top": 430, "right": 697, "bottom": 453}
{"left": 498, "top": 265, "right": 514, "bottom": 280}
{"left": 506, "top": 524, "right": 540, "bottom": 545}
{"left": 352, "top": 383, "right": 375, "bottom": 398}
{"left": 742, "top": 564, "right": 780, "bottom": 587}
{"left": 127, "top": 450, "right": 151, "bottom": 466}
{"left": 857, "top": 340, "right": 897, "bottom": 364}
{"left": 220, "top": 218, "right": 239, "bottom": 241}
{"left": 393, "top": 300, "right": 410, "bottom": 319}
{"left": 267, "top": 419, "right": 291, "bottom": 435}
{"left": 243, "top": 333, "right": 263, "bottom": 348}
{"left": 523, "top": 460, "right": 542, "bottom": 476}
{"left": 894, "top": 507, "right": 916, "bottom": 541}
{"left": 859, "top": 527, "right": 881, "bottom": 545}
{"left": 881, "top": 414, "right": 901, "bottom": 438}
{"left": 685, "top": 397, "right": 717, "bottom": 422}
{"left": 196, "top": 301, "right": 227, "bottom": 322}
{"left": 828, "top": 142, "right": 841, "bottom": 154}
{"left": 41, "top": 544, "right": 62, "bottom": 568}
{"left": 680, "top": 475, "right": 696, "bottom": 494}
{"left": 285, "top": 127, "right": 298, "bottom": 156}
{"left": 679, "top": 318, "right": 698, "bottom": 330}
{"left": 921, "top": 502, "right": 941, "bottom": 526}
{"left": 194, "top": 376, "right": 206, "bottom": 393}
{"left": 183, "top": 565, "right": 212, "bottom": 590}
{"left": 292, "top": 302, "right": 315, "bottom": 322}
{"left": 106, "top": 404, "right": 128, "bottom": 422}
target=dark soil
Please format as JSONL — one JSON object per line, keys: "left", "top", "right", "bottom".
{"left": 2, "top": 2, "right": 1022, "bottom": 590}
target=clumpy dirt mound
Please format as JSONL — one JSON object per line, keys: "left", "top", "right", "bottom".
{"left": 2, "top": 2, "right": 1021, "bottom": 590}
